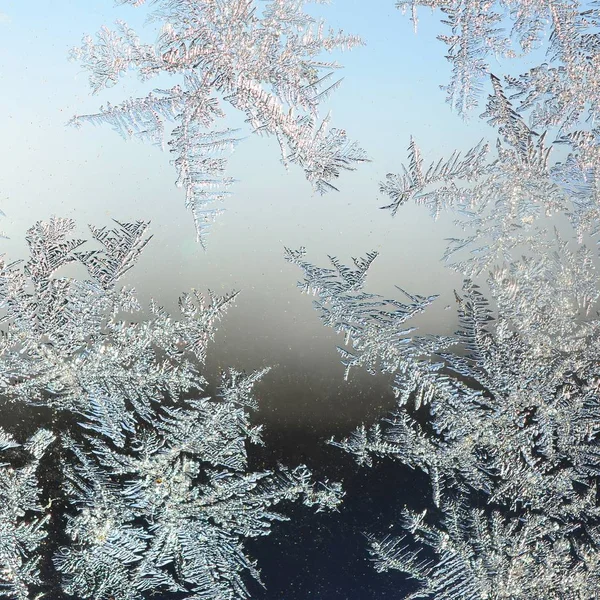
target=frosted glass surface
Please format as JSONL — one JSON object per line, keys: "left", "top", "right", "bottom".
{"left": 1, "top": 1, "right": 599, "bottom": 598}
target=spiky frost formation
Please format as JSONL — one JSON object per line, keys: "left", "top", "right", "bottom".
{"left": 290, "top": 6, "right": 600, "bottom": 589}
{"left": 70, "top": 0, "right": 368, "bottom": 246}
{"left": 0, "top": 219, "right": 342, "bottom": 599}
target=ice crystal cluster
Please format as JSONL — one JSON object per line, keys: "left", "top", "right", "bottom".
{"left": 287, "top": 2, "right": 600, "bottom": 598}
{"left": 397, "top": 0, "right": 600, "bottom": 121}
{"left": 0, "top": 218, "right": 342, "bottom": 599}
{"left": 70, "top": 0, "right": 367, "bottom": 246}
{"left": 6, "top": 0, "right": 600, "bottom": 598}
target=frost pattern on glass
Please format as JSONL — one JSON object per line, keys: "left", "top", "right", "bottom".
{"left": 396, "top": 0, "right": 600, "bottom": 120}
{"left": 380, "top": 74, "right": 590, "bottom": 278}
{"left": 70, "top": 1, "right": 368, "bottom": 246}
{"left": 283, "top": 247, "right": 450, "bottom": 405}
{"left": 290, "top": 3, "right": 600, "bottom": 589}
{"left": 0, "top": 429, "right": 54, "bottom": 600}
{"left": 0, "top": 219, "right": 342, "bottom": 599}
{"left": 292, "top": 243, "right": 600, "bottom": 597}
{"left": 368, "top": 505, "right": 600, "bottom": 600}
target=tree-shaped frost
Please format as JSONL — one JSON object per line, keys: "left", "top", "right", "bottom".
{"left": 287, "top": 12, "right": 600, "bottom": 589}
{"left": 288, "top": 239, "right": 600, "bottom": 597}
{"left": 0, "top": 218, "right": 342, "bottom": 599}
{"left": 396, "top": 0, "right": 600, "bottom": 122}
{"left": 380, "top": 74, "right": 573, "bottom": 277}
{"left": 0, "top": 429, "right": 54, "bottom": 600}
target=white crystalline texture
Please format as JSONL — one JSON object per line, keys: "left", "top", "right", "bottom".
{"left": 293, "top": 234, "right": 600, "bottom": 597}
{"left": 70, "top": 0, "right": 368, "bottom": 246}
{"left": 291, "top": 3, "right": 600, "bottom": 597}
{"left": 0, "top": 219, "right": 343, "bottom": 598}
{"left": 0, "top": 429, "right": 54, "bottom": 600}
{"left": 397, "top": 0, "right": 600, "bottom": 125}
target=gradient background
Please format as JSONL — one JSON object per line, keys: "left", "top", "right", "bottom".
{"left": 0, "top": 1, "right": 518, "bottom": 597}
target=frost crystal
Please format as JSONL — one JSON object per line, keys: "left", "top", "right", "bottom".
{"left": 396, "top": 0, "right": 600, "bottom": 121}
{"left": 290, "top": 4, "right": 600, "bottom": 592}
{"left": 291, "top": 242, "right": 600, "bottom": 597}
{"left": 70, "top": 1, "right": 368, "bottom": 245}
{"left": 0, "top": 429, "right": 54, "bottom": 600}
{"left": 0, "top": 219, "right": 342, "bottom": 598}
{"left": 380, "top": 74, "right": 589, "bottom": 277}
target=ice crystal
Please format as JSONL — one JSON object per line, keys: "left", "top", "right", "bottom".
{"left": 290, "top": 4, "right": 600, "bottom": 587}
{"left": 0, "top": 219, "right": 342, "bottom": 599}
{"left": 368, "top": 504, "right": 600, "bottom": 600}
{"left": 70, "top": 0, "right": 368, "bottom": 245}
{"left": 291, "top": 237, "right": 600, "bottom": 596}
{"left": 0, "top": 429, "right": 54, "bottom": 600}
{"left": 380, "top": 74, "right": 579, "bottom": 277}
{"left": 396, "top": 0, "right": 600, "bottom": 121}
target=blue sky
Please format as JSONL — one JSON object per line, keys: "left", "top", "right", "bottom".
{"left": 0, "top": 0, "right": 491, "bottom": 243}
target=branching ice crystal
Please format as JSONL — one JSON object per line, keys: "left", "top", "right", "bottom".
{"left": 291, "top": 239, "right": 600, "bottom": 597}
{"left": 0, "top": 218, "right": 342, "bottom": 599}
{"left": 70, "top": 0, "right": 368, "bottom": 246}
{"left": 290, "top": 5, "right": 600, "bottom": 587}
{"left": 0, "top": 429, "right": 54, "bottom": 600}
{"left": 380, "top": 74, "right": 584, "bottom": 277}
{"left": 368, "top": 504, "right": 600, "bottom": 600}
{"left": 396, "top": 0, "right": 600, "bottom": 122}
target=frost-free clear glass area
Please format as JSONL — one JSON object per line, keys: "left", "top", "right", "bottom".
{"left": 2, "top": 1, "right": 600, "bottom": 598}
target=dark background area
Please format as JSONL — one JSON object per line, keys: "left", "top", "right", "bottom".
{"left": 242, "top": 377, "right": 433, "bottom": 600}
